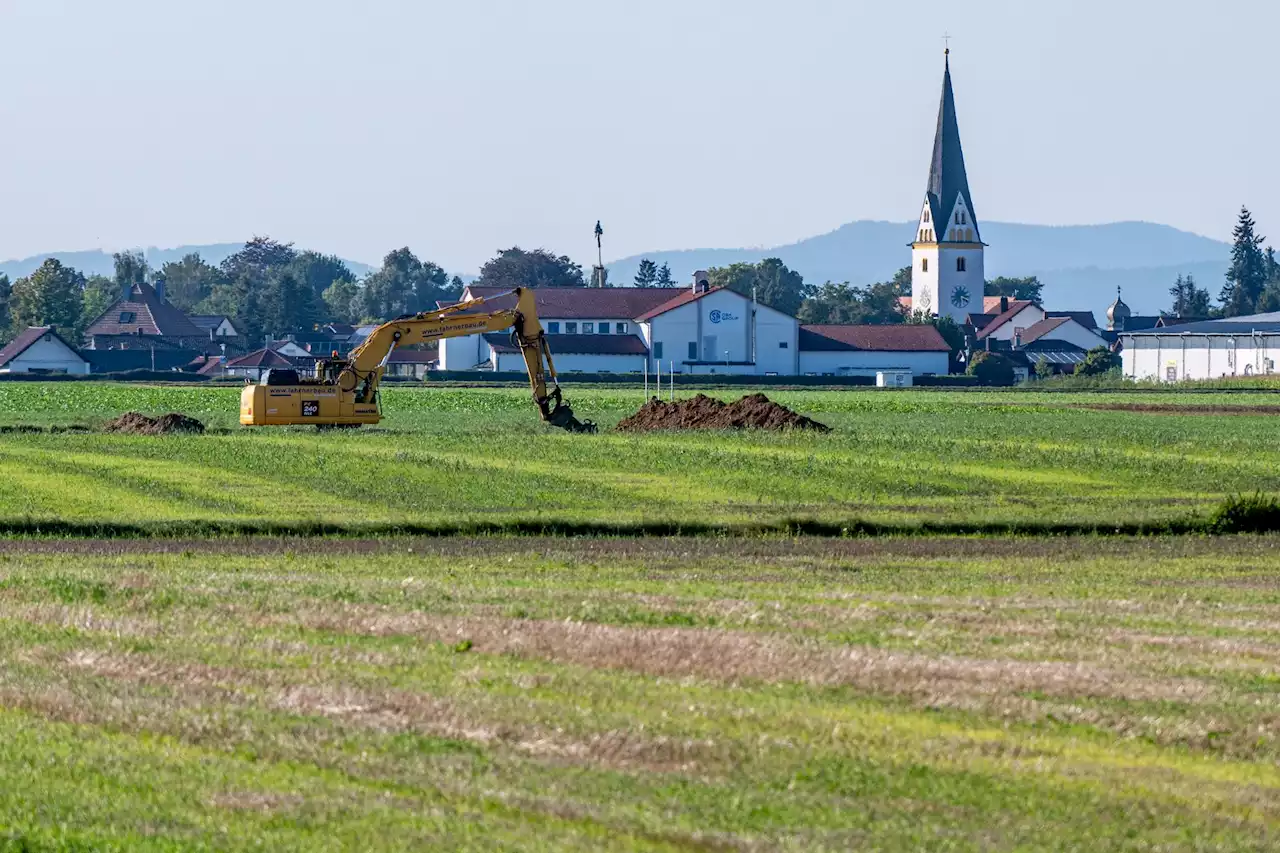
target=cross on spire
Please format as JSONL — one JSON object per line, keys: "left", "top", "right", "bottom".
{"left": 942, "top": 33, "right": 952, "bottom": 55}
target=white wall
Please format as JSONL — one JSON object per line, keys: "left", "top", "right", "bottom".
{"left": 799, "top": 350, "right": 948, "bottom": 377}
{"left": 1123, "top": 334, "right": 1280, "bottom": 381}
{"left": 1036, "top": 321, "right": 1106, "bottom": 351}
{"left": 1, "top": 336, "right": 89, "bottom": 374}
{"left": 494, "top": 350, "right": 645, "bottom": 374}
{"left": 439, "top": 334, "right": 484, "bottom": 370}
{"left": 643, "top": 289, "right": 798, "bottom": 374}
{"left": 983, "top": 306, "right": 1046, "bottom": 342}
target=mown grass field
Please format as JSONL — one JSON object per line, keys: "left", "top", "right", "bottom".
{"left": 0, "top": 537, "right": 1277, "bottom": 850}
{"left": 0, "top": 382, "right": 1279, "bottom": 529}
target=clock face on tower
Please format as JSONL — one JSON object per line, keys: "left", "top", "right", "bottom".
{"left": 950, "top": 286, "right": 971, "bottom": 308}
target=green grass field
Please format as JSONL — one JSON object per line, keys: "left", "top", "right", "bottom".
{"left": 0, "top": 538, "right": 1277, "bottom": 850}
{"left": 1, "top": 382, "right": 1279, "bottom": 850}
{"left": 0, "top": 382, "right": 1279, "bottom": 529}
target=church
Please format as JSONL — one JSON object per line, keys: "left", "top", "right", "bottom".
{"left": 910, "top": 48, "right": 986, "bottom": 323}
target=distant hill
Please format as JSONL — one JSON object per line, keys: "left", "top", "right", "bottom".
{"left": 608, "top": 221, "right": 1230, "bottom": 315}
{"left": 0, "top": 243, "right": 376, "bottom": 282}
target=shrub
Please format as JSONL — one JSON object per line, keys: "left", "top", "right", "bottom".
{"left": 1074, "top": 346, "right": 1120, "bottom": 377}
{"left": 965, "top": 351, "right": 1017, "bottom": 385}
{"left": 1208, "top": 493, "right": 1280, "bottom": 533}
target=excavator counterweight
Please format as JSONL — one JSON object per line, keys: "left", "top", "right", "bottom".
{"left": 239, "top": 287, "right": 596, "bottom": 432}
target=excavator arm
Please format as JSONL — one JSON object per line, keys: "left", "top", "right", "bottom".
{"left": 327, "top": 287, "right": 594, "bottom": 432}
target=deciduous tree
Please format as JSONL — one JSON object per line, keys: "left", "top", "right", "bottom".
{"left": 9, "top": 259, "right": 85, "bottom": 334}
{"left": 113, "top": 250, "right": 150, "bottom": 292}
{"left": 78, "top": 275, "right": 117, "bottom": 338}
{"left": 475, "top": 247, "right": 585, "bottom": 289}
{"left": 707, "top": 258, "right": 811, "bottom": 317}
{"left": 986, "top": 276, "right": 1044, "bottom": 303}
{"left": 160, "top": 253, "right": 223, "bottom": 312}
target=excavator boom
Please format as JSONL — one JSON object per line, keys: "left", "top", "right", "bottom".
{"left": 239, "top": 287, "right": 596, "bottom": 432}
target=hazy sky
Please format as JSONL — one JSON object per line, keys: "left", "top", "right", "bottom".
{"left": 1, "top": 0, "right": 1276, "bottom": 273}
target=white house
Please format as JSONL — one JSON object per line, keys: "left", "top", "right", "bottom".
{"left": 1121, "top": 312, "right": 1280, "bottom": 381}
{"left": 976, "top": 300, "right": 1047, "bottom": 344}
{"left": 0, "top": 327, "right": 90, "bottom": 375}
{"left": 1018, "top": 316, "right": 1106, "bottom": 351}
{"left": 190, "top": 315, "right": 239, "bottom": 338}
{"left": 798, "top": 325, "right": 950, "bottom": 376}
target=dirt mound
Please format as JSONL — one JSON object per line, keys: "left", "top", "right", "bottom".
{"left": 616, "top": 393, "right": 830, "bottom": 433}
{"left": 104, "top": 412, "right": 206, "bottom": 435}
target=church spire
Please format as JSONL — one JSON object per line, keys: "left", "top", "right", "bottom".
{"left": 925, "top": 50, "right": 979, "bottom": 242}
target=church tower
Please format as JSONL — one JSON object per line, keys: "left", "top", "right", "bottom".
{"left": 911, "top": 50, "right": 985, "bottom": 323}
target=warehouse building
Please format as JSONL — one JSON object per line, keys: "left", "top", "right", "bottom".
{"left": 1120, "top": 312, "right": 1280, "bottom": 381}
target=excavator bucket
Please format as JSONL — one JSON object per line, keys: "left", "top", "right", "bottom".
{"left": 540, "top": 392, "right": 597, "bottom": 433}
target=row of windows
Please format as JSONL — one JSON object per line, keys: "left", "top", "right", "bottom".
{"left": 919, "top": 227, "right": 975, "bottom": 243}
{"left": 918, "top": 228, "right": 935, "bottom": 243}
{"left": 955, "top": 211, "right": 968, "bottom": 225}
{"left": 546, "top": 321, "right": 628, "bottom": 335}
{"left": 649, "top": 341, "right": 789, "bottom": 361}
{"left": 921, "top": 257, "right": 968, "bottom": 272}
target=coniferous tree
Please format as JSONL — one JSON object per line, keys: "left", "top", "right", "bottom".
{"left": 654, "top": 262, "right": 676, "bottom": 287}
{"left": 1221, "top": 207, "right": 1268, "bottom": 316}
{"left": 634, "top": 259, "right": 658, "bottom": 287}
{"left": 0, "top": 275, "right": 10, "bottom": 344}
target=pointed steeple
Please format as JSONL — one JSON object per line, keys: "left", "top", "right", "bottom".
{"left": 925, "top": 51, "right": 980, "bottom": 242}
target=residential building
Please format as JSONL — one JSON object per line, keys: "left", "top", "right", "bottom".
{"left": 0, "top": 327, "right": 90, "bottom": 375}
{"left": 83, "top": 280, "right": 209, "bottom": 350}
{"left": 224, "top": 348, "right": 305, "bottom": 381}
{"left": 797, "top": 325, "right": 950, "bottom": 376}
{"left": 190, "top": 315, "right": 239, "bottom": 339}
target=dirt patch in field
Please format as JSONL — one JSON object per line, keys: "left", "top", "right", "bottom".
{"left": 616, "top": 393, "right": 830, "bottom": 432}
{"left": 104, "top": 412, "right": 206, "bottom": 435}
{"left": 1072, "top": 403, "right": 1280, "bottom": 416}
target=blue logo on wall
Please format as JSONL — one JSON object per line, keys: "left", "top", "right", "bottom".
{"left": 709, "top": 310, "right": 738, "bottom": 324}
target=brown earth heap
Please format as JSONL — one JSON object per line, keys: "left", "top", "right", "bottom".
{"left": 616, "top": 393, "right": 831, "bottom": 433}
{"left": 104, "top": 412, "right": 206, "bottom": 435}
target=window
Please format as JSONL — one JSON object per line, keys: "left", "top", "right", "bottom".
{"left": 779, "top": 341, "right": 788, "bottom": 349}
{"left": 924, "top": 208, "right": 931, "bottom": 223}
{"left": 582, "top": 322, "right": 594, "bottom": 334}
{"left": 598, "top": 322, "right": 610, "bottom": 334}
{"left": 922, "top": 258, "right": 928, "bottom": 273}
{"left": 565, "top": 322, "right": 578, "bottom": 333}
{"left": 653, "top": 342, "right": 663, "bottom": 360}
{"left": 956, "top": 257, "right": 967, "bottom": 272}
{"left": 688, "top": 341, "right": 698, "bottom": 360}
{"left": 119, "top": 311, "right": 136, "bottom": 323}
{"left": 616, "top": 322, "right": 628, "bottom": 334}
{"left": 547, "top": 322, "right": 560, "bottom": 334}
{"left": 964, "top": 228, "right": 972, "bottom": 242}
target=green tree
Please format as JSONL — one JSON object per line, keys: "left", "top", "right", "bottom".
{"left": 9, "top": 259, "right": 85, "bottom": 334}
{"left": 1033, "top": 357, "right": 1055, "bottom": 380}
{"left": 1074, "top": 345, "right": 1120, "bottom": 377}
{"left": 0, "top": 275, "right": 11, "bottom": 344}
{"left": 655, "top": 262, "right": 676, "bottom": 287}
{"left": 707, "top": 258, "right": 810, "bottom": 317}
{"left": 634, "top": 259, "right": 658, "bottom": 287}
{"left": 798, "top": 267, "right": 909, "bottom": 325}
{"left": 322, "top": 279, "right": 360, "bottom": 324}
{"left": 986, "top": 276, "right": 1043, "bottom": 302}
{"left": 965, "top": 350, "right": 1017, "bottom": 385}
{"left": 220, "top": 236, "right": 297, "bottom": 285}
{"left": 475, "top": 247, "right": 585, "bottom": 289}
{"left": 257, "top": 270, "right": 321, "bottom": 336}
{"left": 359, "top": 248, "right": 459, "bottom": 321}
{"left": 290, "top": 251, "right": 355, "bottom": 301}
{"left": 78, "top": 275, "right": 116, "bottom": 338}
{"left": 1221, "top": 207, "right": 1268, "bottom": 317}
{"left": 906, "top": 312, "right": 965, "bottom": 372}
{"left": 113, "top": 250, "right": 150, "bottom": 292}
{"left": 160, "top": 253, "right": 223, "bottom": 312}
{"left": 1168, "top": 273, "right": 1213, "bottom": 318}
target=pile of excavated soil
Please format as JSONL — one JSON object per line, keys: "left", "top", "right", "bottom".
{"left": 616, "top": 393, "right": 831, "bottom": 433}
{"left": 104, "top": 412, "right": 206, "bottom": 435}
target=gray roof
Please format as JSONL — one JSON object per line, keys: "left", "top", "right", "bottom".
{"left": 1123, "top": 312, "right": 1280, "bottom": 336}
{"left": 924, "top": 54, "right": 980, "bottom": 241}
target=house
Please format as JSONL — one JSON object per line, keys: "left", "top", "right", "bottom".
{"left": 83, "top": 280, "right": 209, "bottom": 350}
{"left": 1120, "top": 311, "right": 1280, "bottom": 381}
{"left": 0, "top": 327, "right": 90, "bottom": 375}
{"left": 482, "top": 333, "right": 649, "bottom": 374}
{"left": 974, "top": 299, "right": 1046, "bottom": 343}
{"left": 190, "top": 315, "right": 239, "bottom": 339}
{"left": 798, "top": 325, "right": 950, "bottom": 376}
{"left": 386, "top": 349, "right": 437, "bottom": 378}
{"left": 224, "top": 348, "right": 305, "bottom": 381}
{"left": 266, "top": 340, "right": 315, "bottom": 359}
{"left": 1017, "top": 316, "right": 1107, "bottom": 351}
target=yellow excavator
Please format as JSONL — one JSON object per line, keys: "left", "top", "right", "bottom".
{"left": 239, "top": 287, "right": 596, "bottom": 432}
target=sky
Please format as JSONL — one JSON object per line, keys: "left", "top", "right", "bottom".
{"left": 0, "top": 0, "right": 1276, "bottom": 274}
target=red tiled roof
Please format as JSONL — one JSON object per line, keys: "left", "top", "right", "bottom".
{"left": 463, "top": 286, "right": 685, "bottom": 321}
{"left": 1019, "top": 316, "right": 1071, "bottom": 344}
{"left": 484, "top": 333, "right": 649, "bottom": 356}
{"left": 633, "top": 286, "right": 732, "bottom": 322}
{"left": 226, "top": 348, "right": 295, "bottom": 368}
{"left": 976, "top": 301, "right": 1038, "bottom": 340}
{"left": 84, "top": 282, "right": 203, "bottom": 338}
{"left": 798, "top": 324, "right": 951, "bottom": 352}
{"left": 0, "top": 326, "right": 83, "bottom": 368}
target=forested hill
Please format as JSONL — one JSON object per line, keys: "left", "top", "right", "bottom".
{"left": 608, "top": 221, "right": 1229, "bottom": 314}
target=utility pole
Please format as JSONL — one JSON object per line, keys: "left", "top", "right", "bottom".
{"left": 592, "top": 220, "right": 606, "bottom": 288}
